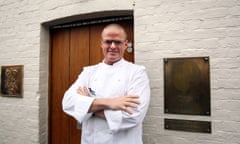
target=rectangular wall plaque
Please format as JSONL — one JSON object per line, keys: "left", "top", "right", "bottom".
{"left": 164, "top": 118, "right": 211, "bottom": 133}
{"left": 164, "top": 57, "right": 210, "bottom": 115}
{"left": 1, "top": 65, "right": 23, "bottom": 97}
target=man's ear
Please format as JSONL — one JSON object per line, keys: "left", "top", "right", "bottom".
{"left": 124, "top": 40, "right": 128, "bottom": 49}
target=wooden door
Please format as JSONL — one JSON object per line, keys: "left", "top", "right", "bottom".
{"left": 50, "top": 20, "right": 134, "bottom": 144}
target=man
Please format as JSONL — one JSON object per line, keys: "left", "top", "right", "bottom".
{"left": 62, "top": 23, "right": 150, "bottom": 144}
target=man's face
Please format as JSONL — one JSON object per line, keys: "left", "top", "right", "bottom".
{"left": 101, "top": 27, "right": 128, "bottom": 65}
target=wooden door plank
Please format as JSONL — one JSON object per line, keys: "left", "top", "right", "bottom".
{"left": 70, "top": 26, "right": 90, "bottom": 84}
{"left": 69, "top": 26, "right": 90, "bottom": 144}
{"left": 89, "top": 24, "right": 105, "bottom": 65}
{"left": 50, "top": 29, "right": 70, "bottom": 144}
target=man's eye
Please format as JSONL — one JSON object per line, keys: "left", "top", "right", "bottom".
{"left": 104, "top": 40, "right": 123, "bottom": 45}
{"left": 114, "top": 40, "right": 122, "bottom": 44}
{"left": 105, "top": 40, "right": 113, "bottom": 44}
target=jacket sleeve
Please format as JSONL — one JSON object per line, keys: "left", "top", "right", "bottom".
{"left": 104, "top": 66, "right": 151, "bottom": 132}
{"left": 62, "top": 68, "right": 95, "bottom": 123}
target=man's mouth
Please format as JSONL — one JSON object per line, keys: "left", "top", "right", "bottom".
{"left": 107, "top": 49, "right": 119, "bottom": 53}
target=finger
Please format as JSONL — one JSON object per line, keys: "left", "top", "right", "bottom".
{"left": 83, "top": 87, "right": 89, "bottom": 96}
{"left": 126, "top": 95, "right": 140, "bottom": 103}
{"left": 127, "top": 98, "right": 140, "bottom": 104}
{"left": 122, "top": 106, "right": 133, "bottom": 115}
{"left": 77, "top": 87, "right": 89, "bottom": 96}
{"left": 83, "top": 87, "right": 88, "bottom": 92}
{"left": 127, "top": 95, "right": 139, "bottom": 99}
{"left": 125, "top": 102, "right": 138, "bottom": 109}
{"left": 125, "top": 109, "right": 133, "bottom": 115}
{"left": 77, "top": 87, "right": 82, "bottom": 94}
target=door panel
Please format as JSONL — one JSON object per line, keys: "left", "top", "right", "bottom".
{"left": 50, "top": 20, "right": 134, "bottom": 144}
{"left": 50, "top": 29, "right": 70, "bottom": 144}
{"left": 70, "top": 26, "right": 90, "bottom": 83}
{"left": 90, "top": 24, "right": 105, "bottom": 65}
{"left": 69, "top": 26, "right": 90, "bottom": 144}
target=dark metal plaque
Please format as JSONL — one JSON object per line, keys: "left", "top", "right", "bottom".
{"left": 164, "top": 57, "right": 210, "bottom": 115}
{"left": 1, "top": 65, "right": 23, "bottom": 97}
{"left": 164, "top": 118, "right": 211, "bottom": 133}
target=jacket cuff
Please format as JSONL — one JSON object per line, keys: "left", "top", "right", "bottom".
{"left": 104, "top": 110, "right": 122, "bottom": 132}
{"left": 74, "top": 95, "right": 95, "bottom": 122}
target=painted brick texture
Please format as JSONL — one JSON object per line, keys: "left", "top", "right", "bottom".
{"left": 134, "top": 0, "right": 240, "bottom": 144}
{"left": 0, "top": 0, "right": 239, "bottom": 144}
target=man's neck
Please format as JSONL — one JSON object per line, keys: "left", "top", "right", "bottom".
{"left": 104, "top": 58, "right": 122, "bottom": 65}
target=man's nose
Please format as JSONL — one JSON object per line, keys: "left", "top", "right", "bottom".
{"left": 110, "top": 42, "right": 117, "bottom": 48}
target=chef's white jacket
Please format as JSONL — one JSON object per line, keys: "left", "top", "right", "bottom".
{"left": 62, "top": 59, "right": 150, "bottom": 144}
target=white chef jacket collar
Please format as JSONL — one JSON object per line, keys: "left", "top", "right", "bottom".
{"left": 102, "top": 58, "right": 125, "bottom": 67}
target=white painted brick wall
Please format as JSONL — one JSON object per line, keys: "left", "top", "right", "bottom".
{"left": 135, "top": 0, "right": 240, "bottom": 144}
{"left": 0, "top": 0, "right": 240, "bottom": 144}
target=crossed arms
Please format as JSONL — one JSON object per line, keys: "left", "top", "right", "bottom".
{"left": 77, "top": 87, "right": 140, "bottom": 119}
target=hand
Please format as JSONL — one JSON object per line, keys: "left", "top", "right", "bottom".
{"left": 107, "top": 95, "right": 140, "bottom": 114}
{"left": 94, "top": 110, "right": 106, "bottom": 119}
{"left": 77, "top": 87, "right": 89, "bottom": 96}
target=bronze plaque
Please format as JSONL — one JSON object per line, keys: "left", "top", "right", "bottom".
{"left": 164, "top": 118, "right": 211, "bottom": 133}
{"left": 1, "top": 65, "right": 23, "bottom": 97}
{"left": 164, "top": 57, "right": 210, "bottom": 115}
